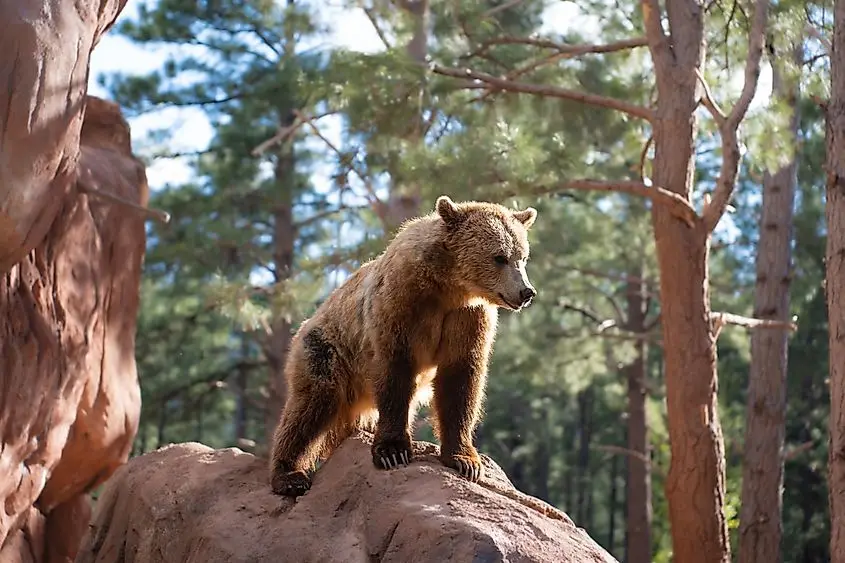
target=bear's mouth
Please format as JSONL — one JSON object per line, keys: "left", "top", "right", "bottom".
{"left": 498, "top": 293, "right": 521, "bottom": 311}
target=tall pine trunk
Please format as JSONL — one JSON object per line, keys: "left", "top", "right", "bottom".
{"left": 738, "top": 42, "right": 801, "bottom": 563}
{"left": 608, "top": 454, "right": 619, "bottom": 555}
{"left": 576, "top": 386, "right": 594, "bottom": 526}
{"left": 826, "top": 1, "right": 845, "bottom": 557}
{"left": 650, "top": 62, "right": 730, "bottom": 563}
{"left": 263, "top": 0, "right": 298, "bottom": 446}
{"left": 642, "top": 0, "right": 767, "bottom": 559}
{"left": 379, "top": 0, "right": 430, "bottom": 232}
{"left": 624, "top": 271, "right": 652, "bottom": 563}
{"left": 264, "top": 120, "right": 295, "bottom": 447}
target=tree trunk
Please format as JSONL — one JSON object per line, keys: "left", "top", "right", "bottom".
{"left": 576, "top": 386, "right": 594, "bottom": 526}
{"left": 608, "top": 454, "right": 619, "bottom": 555}
{"left": 738, "top": 42, "right": 801, "bottom": 563}
{"left": 564, "top": 422, "right": 576, "bottom": 512}
{"left": 235, "top": 362, "right": 249, "bottom": 442}
{"left": 646, "top": 6, "right": 730, "bottom": 559}
{"left": 263, "top": 125, "right": 296, "bottom": 447}
{"left": 624, "top": 272, "right": 652, "bottom": 563}
{"left": 195, "top": 395, "right": 204, "bottom": 443}
{"left": 533, "top": 417, "right": 551, "bottom": 501}
{"left": 826, "top": 1, "right": 845, "bottom": 558}
{"left": 378, "top": 0, "right": 429, "bottom": 232}
{"left": 157, "top": 402, "right": 168, "bottom": 447}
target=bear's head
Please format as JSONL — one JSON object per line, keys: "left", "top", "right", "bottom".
{"left": 435, "top": 195, "right": 538, "bottom": 311}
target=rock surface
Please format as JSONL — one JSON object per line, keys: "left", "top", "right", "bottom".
{"left": 0, "top": 0, "right": 130, "bottom": 271}
{"left": 0, "top": 96, "right": 147, "bottom": 562}
{"left": 77, "top": 435, "right": 617, "bottom": 563}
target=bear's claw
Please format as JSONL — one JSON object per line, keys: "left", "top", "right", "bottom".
{"left": 442, "top": 453, "right": 484, "bottom": 483}
{"left": 372, "top": 439, "right": 412, "bottom": 470}
{"left": 271, "top": 469, "right": 312, "bottom": 497}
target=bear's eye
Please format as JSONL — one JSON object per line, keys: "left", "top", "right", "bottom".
{"left": 493, "top": 255, "right": 509, "bottom": 266}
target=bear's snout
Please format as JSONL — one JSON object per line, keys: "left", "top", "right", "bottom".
{"left": 519, "top": 286, "right": 536, "bottom": 308}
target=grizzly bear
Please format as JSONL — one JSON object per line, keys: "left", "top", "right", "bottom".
{"left": 269, "top": 195, "right": 538, "bottom": 497}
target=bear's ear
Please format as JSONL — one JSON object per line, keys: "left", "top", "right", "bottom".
{"left": 436, "top": 195, "right": 464, "bottom": 225}
{"left": 512, "top": 207, "right": 537, "bottom": 229}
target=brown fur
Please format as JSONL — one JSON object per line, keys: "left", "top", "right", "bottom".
{"left": 269, "top": 195, "right": 538, "bottom": 496}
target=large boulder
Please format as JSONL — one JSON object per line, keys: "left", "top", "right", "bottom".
{"left": 77, "top": 435, "right": 617, "bottom": 563}
{"left": 0, "top": 96, "right": 146, "bottom": 562}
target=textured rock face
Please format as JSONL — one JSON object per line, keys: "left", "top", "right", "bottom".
{"left": 0, "top": 95, "right": 146, "bottom": 562}
{"left": 77, "top": 436, "right": 618, "bottom": 563}
{"left": 0, "top": 0, "right": 129, "bottom": 271}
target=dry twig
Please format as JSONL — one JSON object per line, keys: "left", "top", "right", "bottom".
{"left": 77, "top": 178, "right": 171, "bottom": 224}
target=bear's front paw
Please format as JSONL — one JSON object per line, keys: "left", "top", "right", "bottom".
{"left": 441, "top": 452, "right": 484, "bottom": 483}
{"left": 271, "top": 469, "right": 312, "bottom": 497}
{"left": 372, "top": 437, "right": 413, "bottom": 470}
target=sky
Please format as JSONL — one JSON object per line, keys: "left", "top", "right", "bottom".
{"left": 86, "top": 0, "right": 772, "bottom": 231}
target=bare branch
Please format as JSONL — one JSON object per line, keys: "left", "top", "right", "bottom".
{"left": 701, "top": 0, "right": 771, "bottom": 233}
{"left": 568, "top": 266, "right": 659, "bottom": 289}
{"left": 804, "top": 25, "right": 832, "bottom": 55}
{"left": 467, "top": 37, "right": 650, "bottom": 106}
{"left": 484, "top": 0, "right": 525, "bottom": 17}
{"left": 251, "top": 110, "right": 339, "bottom": 156}
{"left": 695, "top": 68, "right": 727, "bottom": 127}
{"left": 520, "top": 179, "right": 698, "bottom": 228}
{"left": 637, "top": 133, "right": 654, "bottom": 182}
{"left": 292, "top": 109, "right": 383, "bottom": 208}
{"left": 364, "top": 6, "right": 393, "bottom": 50}
{"left": 592, "top": 444, "right": 651, "bottom": 466}
{"left": 294, "top": 204, "right": 369, "bottom": 230}
{"left": 783, "top": 440, "right": 815, "bottom": 461}
{"left": 477, "top": 36, "right": 649, "bottom": 55}
{"left": 559, "top": 301, "right": 608, "bottom": 326}
{"left": 77, "top": 179, "right": 171, "bottom": 224}
{"left": 710, "top": 312, "right": 798, "bottom": 338}
{"left": 431, "top": 64, "right": 655, "bottom": 122}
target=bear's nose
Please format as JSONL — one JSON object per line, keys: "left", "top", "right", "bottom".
{"left": 520, "top": 287, "right": 536, "bottom": 306}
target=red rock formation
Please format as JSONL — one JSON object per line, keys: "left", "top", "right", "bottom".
{"left": 0, "top": 95, "right": 146, "bottom": 562}
{"left": 0, "top": 0, "right": 129, "bottom": 272}
{"left": 77, "top": 435, "right": 618, "bottom": 563}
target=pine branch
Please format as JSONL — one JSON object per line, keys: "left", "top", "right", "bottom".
{"left": 475, "top": 36, "right": 648, "bottom": 55}
{"left": 430, "top": 64, "right": 655, "bottom": 122}
{"left": 559, "top": 301, "right": 608, "bottom": 326}
{"left": 783, "top": 440, "right": 815, "bottom": 461}
{"left": 804, "top": 25, "right": 831, "bottom": 56}
{"left": 517, "top": 179, "right": 698, "bottom": 228}
{"left": 592, "top": 444, "right": 651, "bottom": 466}
{"left": 701, "top": 0, "right": 771, "bottom": 233}
{"left": 291, "top": 109, "right": 383, "bottom": 207}
{"left": 293, "top": 203, "right": 369, "bottom": 230}
{"left": 710, "top": 312, "right": 798, "bottom": 339}
{"left": 568, "top": 266, "right": 659, "bottom": 290}
{"left": 484, "top": 0, "right": 525, "bottom": 16}
{"left": 468, "top": 37, "right": 649, "bottom": 105}
{"left": 694, "top": 69, "right": 727, "bottom": 127}
{"left": 364, "top": 6, "right": 393, "bottom": 50}
{"left": 251, "top": 110, "right": 339, "bottom": 156}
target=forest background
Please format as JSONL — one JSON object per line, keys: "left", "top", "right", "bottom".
{"left": 86, "top": 0, "right": 834, "bottom": 561}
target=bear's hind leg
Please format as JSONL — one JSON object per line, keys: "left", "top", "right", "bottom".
{"left": 270, "top": 390, "right": 340, "bottom": 496}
